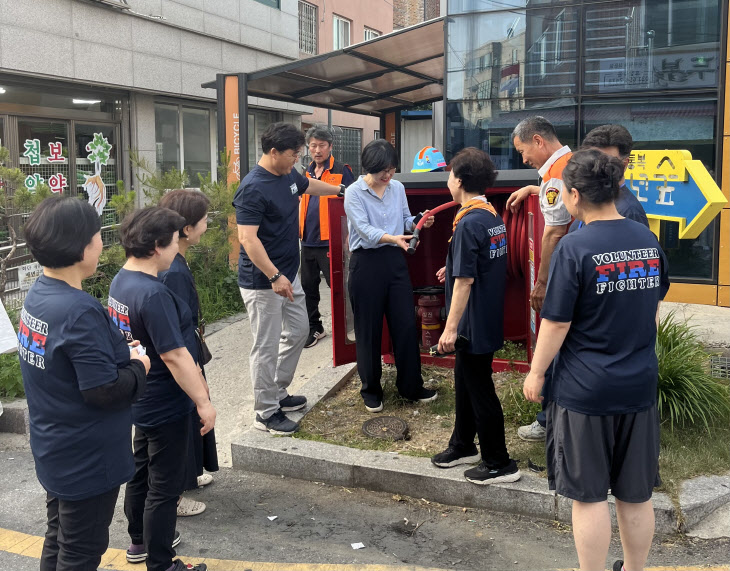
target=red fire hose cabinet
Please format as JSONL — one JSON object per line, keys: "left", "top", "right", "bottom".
{"left": 328, "top": 171, "right": 545, "bottom": 372}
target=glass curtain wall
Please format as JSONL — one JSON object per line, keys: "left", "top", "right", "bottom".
{"left": 446, "top": 0, "right": 722, "bottom": 282}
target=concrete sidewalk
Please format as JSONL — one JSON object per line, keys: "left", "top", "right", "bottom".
{"left": 204, "top": 281, "right": 334, "bottom": 466}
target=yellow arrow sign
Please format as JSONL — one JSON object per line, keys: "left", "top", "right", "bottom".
{"left": 625, "top": 149, "right": 727, "bottom": 239}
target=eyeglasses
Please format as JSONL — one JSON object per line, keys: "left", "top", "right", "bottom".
{"left": 308, "top": 142, "right": 330, "bottom": 151}
{"left": 281, "top": 150, "right": 302, "bottom": 160}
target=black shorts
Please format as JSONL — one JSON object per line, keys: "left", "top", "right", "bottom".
{"left": 545, "top": 401, "right": 661, "bottom": 503}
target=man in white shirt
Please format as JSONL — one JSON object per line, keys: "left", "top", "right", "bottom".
{"left": 506, "top": 116, "right": 572, "bottom": 442}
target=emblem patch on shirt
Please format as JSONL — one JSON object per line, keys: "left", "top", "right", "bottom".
{"left": 545, "top": 187, "right": 559, "bottom": 206}
{"left": 290, "top": 183, "right": 298, "bottom": 195}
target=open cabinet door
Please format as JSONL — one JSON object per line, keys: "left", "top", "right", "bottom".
{"left": 526, "top": 194, "right": 545, "bottom": 362}
{"left": 328, "top": 197, "right": 358, "bottom": 366}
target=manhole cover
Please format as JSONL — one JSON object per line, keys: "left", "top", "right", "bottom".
{"left": 362, "top": 416, "right": 409, "bottom": 440}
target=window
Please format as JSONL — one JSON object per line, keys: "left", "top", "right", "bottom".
{"left": 253, "top": 0, "right": 279, "bottom": 7}
{"left": 299, "top": 1, "right": 318, "bottom": 55}
{"left": 155, "top": 103, "right": 180, "bottom": 174}
{"left": 364, "top": 27, "right": 381, "bottom": 42}
{"left": 333, "top": 127, "right": 362, "bottom": 176}
{"left": 333, "top": 15, "right": 351, "bottom": 50}
{"left": 374, "top": 130, "right": 381, "bottom": 140}
{"left": 183, "top": 108, "right": 211, "bottom": 185}
{"left": 155, "top": 102, "right": 216, "bottom": 186}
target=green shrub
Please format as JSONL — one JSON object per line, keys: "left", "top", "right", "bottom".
{"left": 0, "top": 353, "right": 23, "bottom": 398}
{"left": 656, "top": 312, "right": 730, "bottom": 430}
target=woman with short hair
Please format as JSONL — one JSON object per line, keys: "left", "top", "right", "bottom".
{"left": 159, "top": 189, "right": 219, "bottom": 517}
{"left": 18, "top": 196, "right": 150, "bottom": 571}
{"left": 431, "top": 147, "right": 520, "bottom": 485}
{"left": 344, "top": 139, "right": 437, "bottom": 412}
{"left": 524, "top": 149, "right": 669, "bottom": 571}
{"left": 110, "top": 206, "right": 215, "bottom": 571}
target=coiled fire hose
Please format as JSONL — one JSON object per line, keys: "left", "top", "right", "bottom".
{"left": 407, "top": 201, "right": 458, "bottom": 255}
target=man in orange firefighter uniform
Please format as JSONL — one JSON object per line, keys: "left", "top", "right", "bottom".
{"left": 300, "top": 125, "right": 355, "bottom": 348}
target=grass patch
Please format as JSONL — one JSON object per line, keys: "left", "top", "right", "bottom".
{"left": 658, "top": 423, "right": 730, "bottom": 500}
{"left": 295, "top": 364, "right": 730, "bottom": 497}
{"left": 295, "top": 365, "right": 546, "bottom": 469}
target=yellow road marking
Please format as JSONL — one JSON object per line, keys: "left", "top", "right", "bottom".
{"left": 0, "top": 527, "right": 727, "bottom": 571}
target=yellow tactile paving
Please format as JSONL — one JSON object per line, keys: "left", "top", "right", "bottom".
{"left": 0, "top": 526, "right": 727, "bottom": 571}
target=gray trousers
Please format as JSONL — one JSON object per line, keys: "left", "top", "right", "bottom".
{"left": 240, "top": 276, "right": 308, "bottom": 419}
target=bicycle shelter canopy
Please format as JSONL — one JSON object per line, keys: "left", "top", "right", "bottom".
{"left": 206, "top": 17, "right": 444, "bottom": 116}
{"left": 203, "top": 17, "right": 444, "bottom": 176}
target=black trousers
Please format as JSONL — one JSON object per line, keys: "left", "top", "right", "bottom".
{"left": 348, "top": 247, "right": 424, "bottom": 402}
{"left": 124, "top": 415, "right": 190, "bottom": 571}
{"left": 449, "top": 351, "right": 511, "bottom": 469}
{"left": 300, "top": 245, "right": 331, "bottom": 331}
{"left": 40, "top": 486, "right": 119, "bottom": 571}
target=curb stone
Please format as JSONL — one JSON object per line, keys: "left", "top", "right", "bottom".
{"left": 678, "top": 474, "right": 730, "bottom": 531}
{"left": 0, "top": 399, "right": 29, "bottom": 435}
{"left": 232, "top": 425, "right": 679, "bottom": 535}
{"left": 231, "top": 363, "right": 730, "bottom": 536}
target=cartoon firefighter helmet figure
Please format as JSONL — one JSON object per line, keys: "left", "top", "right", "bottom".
{"left": 411, "top": 146, "right": 447, "bottom": 173}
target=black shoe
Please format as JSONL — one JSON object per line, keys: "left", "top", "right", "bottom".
{"left": 416, "top": 388, "right": 438, "bottom": 403}
{"left": 254, "top": 410, "right": 299, "bottom": 435}
{"left": 363, "top": 395, "right": 383, "bottom": 413}
{"left": 464, "top": 459, "right": 521, "bottom": 485}
{"left": 612, "top": 561, "right": 624, "bottom": 571}
{"left": 280, "top": 394, "right": 307, "bottom": 412}
{"left": 304, "top": 327, "right": 326, "bottom": 348}
{"left": 171, "top": 561, "right": 207, "bottom": 571}
{"left": 126, "top": 530, "right": 181, "bottom": 563}
{"left": 431, "top": 446, "right": 481, "bottom": 468}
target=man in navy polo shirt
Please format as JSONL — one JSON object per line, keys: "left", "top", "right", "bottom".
{"left": 569, "top": 124, "right": 649, "bottom": 233}
{"left": 234, "top": 122, "right": 342, "bottom": 435}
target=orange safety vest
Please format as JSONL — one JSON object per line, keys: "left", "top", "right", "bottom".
{"left": 300, "top": 155, "right": 349, "bottom": 241}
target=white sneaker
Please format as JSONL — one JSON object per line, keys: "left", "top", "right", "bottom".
{"left": 176, "top": 496, "right": 206, "bottom": 517}
{"left": 197, "top": 473, "right": 213, "bottom": 487}
{"left": 517, "top": 420, "right": 546, "bottom": 441}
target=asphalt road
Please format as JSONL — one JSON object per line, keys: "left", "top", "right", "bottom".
{"left": 0, "top": 437, "right": 728, "bottom": 571}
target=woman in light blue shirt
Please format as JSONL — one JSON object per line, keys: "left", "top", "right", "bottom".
{"left": 344, "top": 139, "right": 437, "bottom": 412}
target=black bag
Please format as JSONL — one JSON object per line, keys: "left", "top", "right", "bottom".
{"left": 196, "top": 324, "right": 213, "bottom": 365}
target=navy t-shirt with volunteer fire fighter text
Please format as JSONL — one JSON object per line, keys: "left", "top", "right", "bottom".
{"left": 108, "top": 268, "right": 196, "bottom": 428}
{"left": 18, "top": 275, "right": 134, "bottom": 501}
{"left": 445, "top": 206, "right": 507, "bottom": 355}
{"left": 541, "top": 218, "right": 669, "bottom": 416}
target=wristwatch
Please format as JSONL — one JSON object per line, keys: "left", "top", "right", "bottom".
{"left": 337, "top": 183, "right": 346, "bottom": 197}
{"left": 269, "top": 271, "right": 282, "bottom": 283}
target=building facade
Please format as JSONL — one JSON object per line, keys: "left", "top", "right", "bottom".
{"left": 394, "top": 0, "right": 441, "bottom": 29}
{"left": 445, "top": 0, "right": 730, "bottom": 306}
{"left": 0, "top": 0, "right": 310, "bottom": 306}
{"left": 297, "top": 0, "right": 394, "bottom": 174}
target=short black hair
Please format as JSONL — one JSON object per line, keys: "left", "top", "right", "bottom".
{"left": 119, "top": 207, "right": 186, "bottom": 259}
{"left": 159, "top": 189, "right": 210, "bottom": 238}
{"left": 261, "top": 122, "right": 306, "bottom": 154}
{"left": 563, "top": 149, "right": 624, "bottom": 205}
{"left": 581, "top": 124, "right": 634, "bottom": 159}
{"left": 361, "top": 139, "right": 399, "bottom": 174}
{"left": 305, "top": 124, "right": 334, "bottom": 145}
{"left": 23, "top": 196, "right": 101, "bottom": 269}
{"left": 449, "top": 147, "right": 497, "bottom": 195}
{"left": 512, "top": 116, "right": 558, "bottom": 143}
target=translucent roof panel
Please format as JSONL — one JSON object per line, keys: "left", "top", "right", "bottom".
{"left": 351, "top": 19, "right": 444, "bottom": 65}
{"left": 241, "top": 17, "right": 445, "bottom": 117}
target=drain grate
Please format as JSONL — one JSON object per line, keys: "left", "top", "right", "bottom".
{"left": 710, "top": 355, "right": 730, "bottom": 380}
{"left": 362, "top": 416, "right": 409, "bottom": 441}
